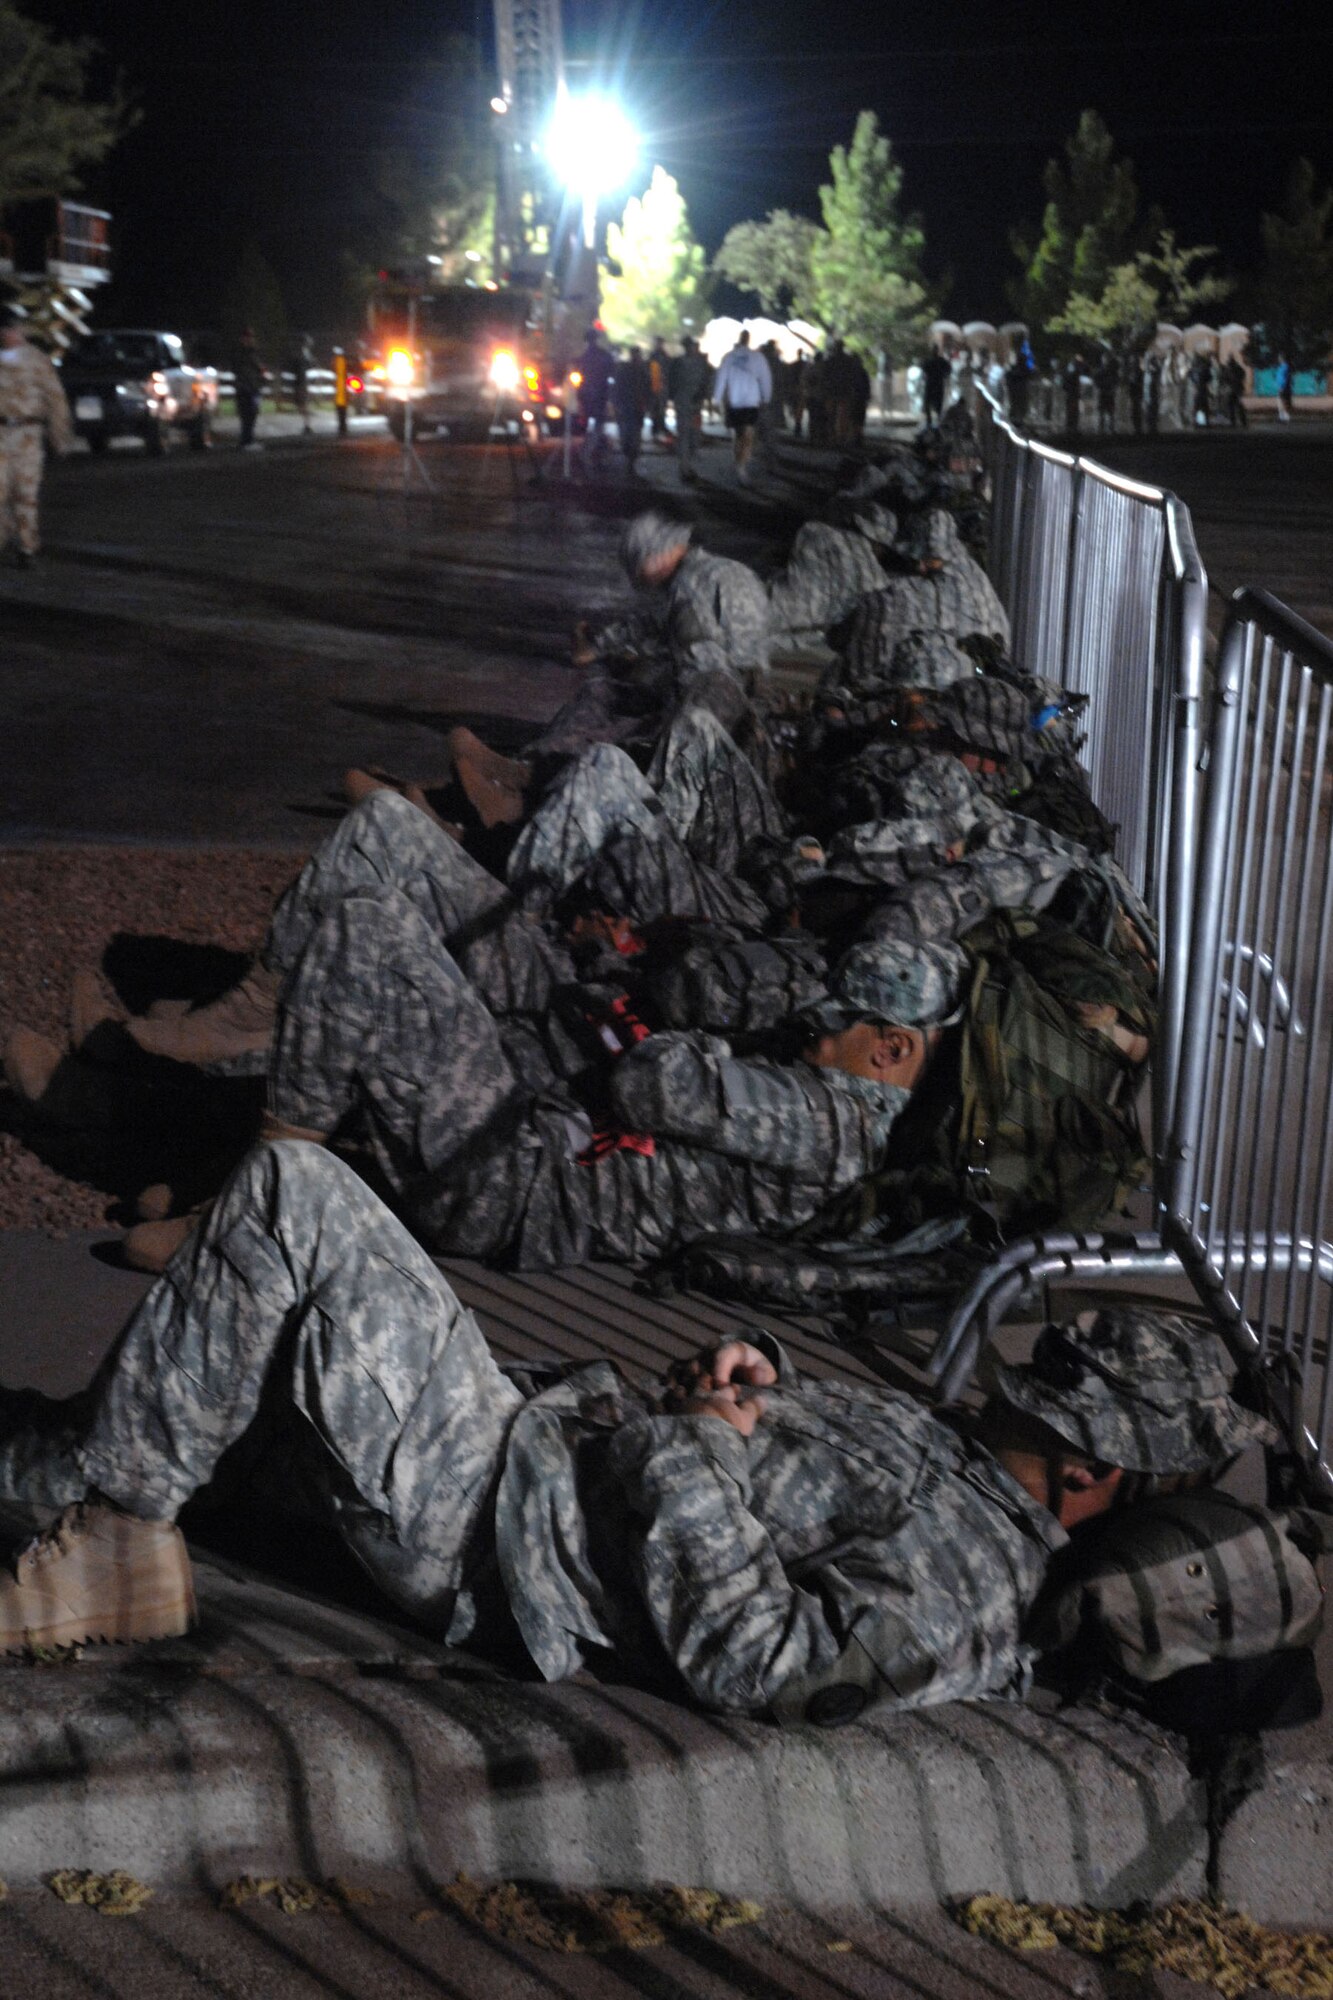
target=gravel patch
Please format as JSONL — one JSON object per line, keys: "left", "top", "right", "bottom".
{"left": 0, "top": 849, "right": 302, "bottom": 1232}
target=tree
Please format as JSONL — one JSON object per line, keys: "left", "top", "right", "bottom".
{"left": 1247, "top": 158, "right": 1333, "bottom": 367}
{"left": 0, "top": 0, "right": 130, "bottom": 207}
{"left": 600, "top": 167, "right": 710, "bottom": 346}
{"left": 810, "top": 112, "right": 931, "bottom": 366}
{"left": 1049, "top": 263, "right": 1159, "bottom": 354}
{"left": 348, "top": 36, "right": 494, "bottom": 291}
{"left": 1137, "top": 228, "right": 1231, "bottom": 324}
{"left": 713, "top": 210, "right": 821, "bottom": 320}
{"left": 219, "top": 243, "right": 289, "bottom": 360}
{"left": 1009, "top": 110, "right": 1140, "bottom": 330}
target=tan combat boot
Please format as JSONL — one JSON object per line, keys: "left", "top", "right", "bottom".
{"left": 0, "top": 1500, "right": 196, "bottom": 1653}
{"left": 126, "top": 962, "right": 281, "bottom": 1065}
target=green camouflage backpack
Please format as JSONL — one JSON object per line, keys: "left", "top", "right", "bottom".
{"left": 832, "top": 908, "right": 1156, "bottom": 1238}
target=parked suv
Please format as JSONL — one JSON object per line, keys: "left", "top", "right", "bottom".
{"left": 61, "top": 330, "right": 220, "bottom": 454}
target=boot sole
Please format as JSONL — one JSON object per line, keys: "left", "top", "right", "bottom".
{"left": 1, "top": 1577, "right": 197, "bottom": 1655}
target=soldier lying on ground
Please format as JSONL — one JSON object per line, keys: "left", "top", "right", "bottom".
{"left": 5, "top": 788, "right": 965, "bottom": 1274}
{"left": 0, "top": 1156, "right": 1274, "bottom": 1724}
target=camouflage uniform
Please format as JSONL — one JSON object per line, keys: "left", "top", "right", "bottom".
{"left": 0, "top": 1141, "right": 1066, "bottom": 1719}
{"left": 856, "top": 819, "right": 1089, "bottom": 947}
{"left": 824, "top": 563, "right": 1010, "bottom": 702}
{"left": 267, "top": 788, "right": 571, "bottom": 1020}
{"left": 590, "top": 544, "right": 773, "bottom": 692}
{"left": 0, "top": 338, "right": 73, "bottom": 556}
{"left": 767, "top": 523, "right": 887, "bottom": 649}
{"left": 506, "top": 709, "right": 785, "bottom": 907}
{"left": 268, "top": 918, "right": 955, "bottom": 1269}
{"left": 268, "top": 886, "right": 910, "bottom": 1266}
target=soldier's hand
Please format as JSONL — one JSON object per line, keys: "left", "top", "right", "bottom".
{"left": 674, "top": 1384, "right": 766, "bottom": 1437}
{"left": 663, "top": 1340, "right": 776, "bottom": 1404}
{"left": 711, "top": 1340, "right": 778, "bottom": 1390}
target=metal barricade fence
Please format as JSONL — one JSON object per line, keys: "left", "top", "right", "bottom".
{"left": 974, "top": 390, "right": 1208, "bottom": 1134}
{"left": 1163, "top": 590, "right": 1333, "bottom": 1498}
{"left": 926, "top": 588, "right": 1333, "bottom": 1499}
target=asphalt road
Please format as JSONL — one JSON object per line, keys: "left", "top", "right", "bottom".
{"left": 1069, "top": 425, "right": 1333, "bottom": 644}
{"left": 0, "top": 428, "right": 777, "bottom": 849}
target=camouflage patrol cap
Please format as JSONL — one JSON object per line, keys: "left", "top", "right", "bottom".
{"left": 885, "top": 750, "right": 986, "bottom": 823}
{"left": 919, "top": 676, "right": 1036, "bottom": 762}
{"left": 801, "top": 938, "right": 968, "bottom": 1034}
{"left": 621, "top": 510, "right": 692, "bottom": 580}
{"left": 891, "top": 630, "right": 977, "bottom": 691}
{"left": 989, "top": 1308, "right": 1279, "bottom": 1475}
{"left": 896, "top": 508, "right": 964, "bottom": 567}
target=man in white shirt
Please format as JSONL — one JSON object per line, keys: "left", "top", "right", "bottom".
{"left": 712, "top": 329, "right": 772, "bottom": 483}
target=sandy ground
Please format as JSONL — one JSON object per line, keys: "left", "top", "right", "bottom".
{"left": 0, "top": 849, "right": 300, "bottom": 1230}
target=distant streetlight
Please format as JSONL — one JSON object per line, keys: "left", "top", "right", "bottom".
{"left": 545, "top": 89, "right": 638, "bottom": 247}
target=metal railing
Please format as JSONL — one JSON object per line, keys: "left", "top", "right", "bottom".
{"left": 1161, "top": 589, "right": 1333, "bottom": 1496}
{"left": 926, "top": 588, "right": 1333, "bottom": 1499}
{"left": 975, "top": 391, "right": 1208, "bottom": 1134}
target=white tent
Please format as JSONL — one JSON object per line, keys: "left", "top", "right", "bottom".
{"left": 699, "top": 315, "right": 821, "bottom": 367}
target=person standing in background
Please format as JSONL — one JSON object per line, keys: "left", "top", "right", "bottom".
{"left": 233, "top": 328, "right": 266, "bottom": 451}
{"left": 712, "top": 329, "right": 772, "bottom": 483}
{"left": 0, "top": 300, "right": 73, "bottom": 567}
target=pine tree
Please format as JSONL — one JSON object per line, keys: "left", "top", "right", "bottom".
{"left": 600, "top": 168, "right": 709, "bottom": 346}
{"left": 1247, "top": 159, "right": 1333, "bottom": 368}
{"left": 1009, "top": 111, "right": 1140, "bottom": 331}
{"left": 810, "top": 112, "right": 931, "bottom": 367}
{"left": 714, "top": 210, "right": 821, "bottom": 321}
{"left": 0, "top": 0, "right": 129, "bottom": 207}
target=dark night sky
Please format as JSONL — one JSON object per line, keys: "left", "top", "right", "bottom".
{"left": 29, "top": 0, "right": 1333, "bottom": 332}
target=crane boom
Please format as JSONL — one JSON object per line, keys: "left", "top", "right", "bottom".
{"left": 492, "top": 0, "right": 564, "bottom": 281}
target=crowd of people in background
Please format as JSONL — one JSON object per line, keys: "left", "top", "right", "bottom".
{"left": 571, "top": 325, "right": 878, "bottom": 484}
{"left": 926, "top": 335, "right": 1281, "bottom": 438}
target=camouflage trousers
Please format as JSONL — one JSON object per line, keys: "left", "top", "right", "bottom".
{"left": 269, "top": 883, "right": 531, "bottom": 1201}
{"left": 0, "top": 428, "right": 44, "bottom": 556}
{"left": 505, "top": 708, "right": 786, "bottom": 903}
{"left": 2, "top": 1144, "right": 524, "bottom": 1633}
{"left": 267, "top": 788, "right": 568, "bottom": 1018}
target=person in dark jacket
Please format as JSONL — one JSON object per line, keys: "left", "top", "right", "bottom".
{"left": 232, "top": 328, "right": 266, "bottom": 450}
{"left": 613, "top": 347, "right": 651, "bottom": 471}
{"left": 573, "top": 328, "right": 615, "bottom": 467}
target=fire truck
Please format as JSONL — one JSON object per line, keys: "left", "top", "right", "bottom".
{"left": 368, "top": 281, "right": 557, "bottom": 442}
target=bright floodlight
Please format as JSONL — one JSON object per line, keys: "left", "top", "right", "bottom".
{"left": 546, "top": 93, "right": 637, "bottom": 200}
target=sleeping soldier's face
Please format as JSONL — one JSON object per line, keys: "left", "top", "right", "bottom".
{"left": 802, "top": 1020, "right": 936, "bottom": 1090}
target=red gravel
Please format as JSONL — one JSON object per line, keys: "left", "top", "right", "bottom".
{"left": 0, "top": 848, "right": 303, "bottom": 1232}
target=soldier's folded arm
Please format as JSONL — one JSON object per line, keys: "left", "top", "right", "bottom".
{"left": 605, "top": 1412, "right": 860, "bottom": 1716}
{"left": 609, "top": 1033, "right": 870, "bottom": 1176}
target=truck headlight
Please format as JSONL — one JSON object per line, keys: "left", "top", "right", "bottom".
{"left": 385, "top": 347, "right": 415, "bottom": 392}
{"left": 489, "top": 349, "right": 521, "bottom": 394}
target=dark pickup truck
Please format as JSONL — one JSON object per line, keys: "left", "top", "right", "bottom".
{"left": 61, "top": 330, "right": 220, "bottom": 454}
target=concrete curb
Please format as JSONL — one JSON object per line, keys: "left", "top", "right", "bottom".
{"left": 0, "top": 1550, "right": 1212, "bottom": 1914}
